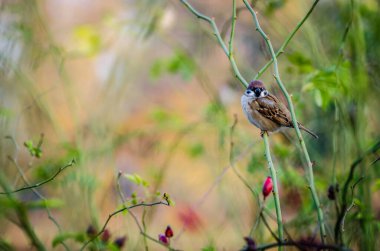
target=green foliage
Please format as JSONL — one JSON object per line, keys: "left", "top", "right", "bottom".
{"left": 286, "top": 51, "right": 314, "bottom": 74}
{"left": 24, "top": 140, "right": 42, "bottom": 158}
{"left": 150, "top": 50, "right": 196, "bottom": 81}
{"left": 163, "top": 192, "right": 175, "bottom": 206}
{"left": 124, "top": 173, "right": 149, "bottom": 187}
{"left": 186, "top": 142, "right": 205, "bottom": 158}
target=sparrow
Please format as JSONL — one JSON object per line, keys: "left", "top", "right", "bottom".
{"left": 241, "top": 80, "right": 318, "bottom": 139}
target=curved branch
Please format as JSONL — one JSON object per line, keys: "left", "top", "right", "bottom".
{"left": 0, "top": 159, "right": 75, "bottom": 195}
{"left": 79, "top": 201, "right": 171, "bottom": 251}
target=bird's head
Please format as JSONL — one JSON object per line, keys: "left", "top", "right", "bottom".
{"left": 244, "top": 80, "right": 269, "bottom": 99}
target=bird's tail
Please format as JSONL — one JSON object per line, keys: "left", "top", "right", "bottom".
{"left": 298, "top": 123, "right": 318, "bottom": 139}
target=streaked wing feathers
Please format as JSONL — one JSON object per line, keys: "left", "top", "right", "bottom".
{"left": 254, "top": 94, "right": 292, "bottom": 127}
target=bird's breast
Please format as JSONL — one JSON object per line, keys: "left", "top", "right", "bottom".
{"left": 241, "top": 95, "right": 280, "bottom": 132}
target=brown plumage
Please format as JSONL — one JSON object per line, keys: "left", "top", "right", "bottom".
{"left": 241, "top": 80, "right": 318, "bottom": 139}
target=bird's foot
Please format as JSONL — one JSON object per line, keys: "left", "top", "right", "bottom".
{"left": 260, "top": 131, "right": 267, "bottom": 138}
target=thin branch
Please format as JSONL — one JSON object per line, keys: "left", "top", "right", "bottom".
{"left": 228, "top": 0, "right": 237, "bottom": 56}
{"left": 262, "top": 132, "right": 284, "bottom": 244}
{"left": 254, "top": 0, "right": 320, "bottom": 79}
{"left": 116, "top": 173, "right": 153, "bottom": 251}
{"left": 79, "top": 201, "right": 172, "bottom": 251}
{"left": 335, "top": 140, "right": 380, "bottom": 243}
{"left": 179, "top": 0, "right": 249, "bottom": 87}
{"left": 242, "top": 0, "right": 327, "bottom": 243}
{"left": 6, "top": 157, "right": 72, "bottom": 251}
{"left": 0, "top": 159, "right": 75, "bottom": 195}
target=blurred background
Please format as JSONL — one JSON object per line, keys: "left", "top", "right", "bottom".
{"left": 0, "top": 0, "right": 379, "bottom": 250}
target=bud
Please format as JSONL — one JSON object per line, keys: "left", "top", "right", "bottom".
{"left": 113, "top": 236, "right": 127, "bottom": 248}
{"left": 101, "top": 229, "right": 111, "bottom": 243}
{"left": 86, "top": 225, "right": 97, "bottom": 237}
{"left": 158, "top": 234, "right": 169, "bottom": 246}
{"left": 165, "top": 225, "right": 174, "bottom": 238}
{"left": 262, "top": 176, "right": 273, "bottom": 200}
{"left": 243, "top": 236, "right": 256, "bottom": 251}
{"left": 327, "top": 184, "right": 339, "bottom": 200}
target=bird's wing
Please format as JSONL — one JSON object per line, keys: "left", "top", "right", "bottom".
{"left": 253, "top": 94, "right": 292, "bottom": 127}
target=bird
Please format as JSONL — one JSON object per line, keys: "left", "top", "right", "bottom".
{"left": 241, "top": 80, "right": 318, "bottom": 139}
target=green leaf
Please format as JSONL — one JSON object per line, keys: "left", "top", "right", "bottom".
{"left": 124, "top": 173, "right": 142, "bottom": 185}
{"left": 149, "top": 50, "right": 195, "bottom": 81}
{"left": 52, "top": 232, "right": 86, "bottom": 247}
{"left": 286, "top": 51, "right": 314, "bottom": 73}
{"left": 124, "top": 173, "right": 149, "bottom": 187}
{"left": 23, "top": 139, "right": 43, "bottom": 158}
{"left": 187, "top": 143, "right": 204, "bottom": 158}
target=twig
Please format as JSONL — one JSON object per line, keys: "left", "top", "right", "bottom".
{"left": 6, "top": 157, "right": 72, "bottom": 251}
{"left": 80, "top": 200, "right": 172, "bottom": 251}
{"left": 228, "top": 0, "right": 237, "bottom": 57}
{"left": 262, "top": 132, "right": 284, "bottom": 245}
{"left": 253, "top": 0, "right": 320, "bottom": 79}
{"left": 116, "top": 173, "right": 149, "bottom": 251}
{"left": 242, "top": 0, "right": 327, "bottom": 243}
{"left": 179, "top": 0, "right": 249, "bottom": 87}
{"left": 0, "top": 159, "right": 75, "bottom": 195}
{"left": 340, "top": 202, "right": 355, "bottom": 233}
{"left": 335, "top": 140, "right": 380, "bottom": 243}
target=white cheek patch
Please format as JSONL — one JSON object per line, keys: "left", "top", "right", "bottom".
{"left": 260, "top": 91, "right": 269, "bottom": 97}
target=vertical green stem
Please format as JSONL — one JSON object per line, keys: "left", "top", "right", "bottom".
{"left": 228, "top": 0, "right": 237, "bottom": 57}
{"left": 263, "top": 132, "right": 284, "bottom": 247}
{"left": 242, "top": 0, "right": 326, "bottom": 244}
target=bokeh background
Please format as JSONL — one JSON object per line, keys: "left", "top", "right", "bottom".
{"left": 1, "top": 0, "right": 380, "bottom": 250}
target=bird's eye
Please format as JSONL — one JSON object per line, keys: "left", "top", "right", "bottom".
{"left": 245, "top": 90, "right": 252, "bottom": 95}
